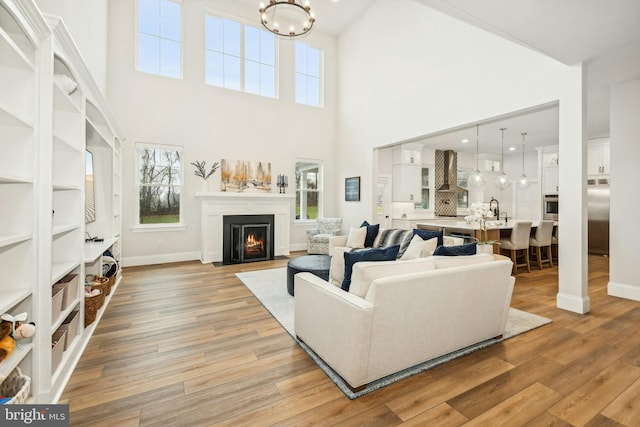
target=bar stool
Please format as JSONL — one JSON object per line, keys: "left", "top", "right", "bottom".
{"left": 551, "top": 225, "right": 558, "bottom": 263}
{"left": 530, "top": 220, "right": 554, "bottom": 269}
{"left": 500, "top": 221, "right": 532, "bottom": 275}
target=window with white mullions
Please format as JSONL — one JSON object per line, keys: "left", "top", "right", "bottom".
{"left": 137, "top": 0, "right": 182, "bottom": 79}
{"left": 136, "top": 143, "right": 183, "bottom": 226}
{"left": 295, "top": 41, "right": 322, "bottom": 107}
{"left": 295, "top": 160, "right": 323, "bottom": 221}
{"left": 206, "top": 12, "right": 276, "bottom": 97}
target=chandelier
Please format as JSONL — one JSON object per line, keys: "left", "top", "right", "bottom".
{"left": 518, "top": 132, "right": 531, "bottom": 189}
{"left": 468, "top": 124, "right": 486, "bottom": 189}
{"left": 259, "top": 1, "right": 316, "bottom": 38}
{"left": 494, "top": 127, "right": 511, "bottom": 190}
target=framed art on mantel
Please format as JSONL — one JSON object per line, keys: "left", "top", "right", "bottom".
{"left": 345, "top": 176, "right": 361, "bottom": 201}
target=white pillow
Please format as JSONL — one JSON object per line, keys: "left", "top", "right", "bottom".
{"left": 400, "top": 235, "right": 438, "bottom": 260}
{"left": 329, "top": 247, "right": 351, "bottom": 286}
{"left": 443, "top": 236, "right": 465, "bottom": 246}
{"left": 346, "top": 225, "right": 366, "bottom": 249}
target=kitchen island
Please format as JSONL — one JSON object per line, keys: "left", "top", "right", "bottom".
{"left": 415, "top": 219, "right": 553, "bottom": 254}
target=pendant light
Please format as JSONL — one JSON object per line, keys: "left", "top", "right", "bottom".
{"left": 518, "top": 132, "right": 530, "bottom": 189}
{"left": 468, "top": 124, "right": 485, "bottom": 189}
{"left": 494, "top": 127, "right": 511, "bottom": 190}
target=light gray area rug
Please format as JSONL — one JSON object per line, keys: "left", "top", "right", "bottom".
{"left": 236, "top": 267, "right": 552, "bottom": 399}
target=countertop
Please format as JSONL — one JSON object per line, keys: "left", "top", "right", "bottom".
{"left": 416, "top": 219, "right": 554, "bottom": 231}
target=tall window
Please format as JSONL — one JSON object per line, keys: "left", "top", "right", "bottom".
{"left": 295, "top": 42, "right": 322, "bottom": 107}
{"left": 137, "top": 144, "right": 183, "bottom": 225}
{"left": 205, "top": 13, "right": 276, "bottom": 97}
{"left": 137, "top": 0, "right": 182, "bottom": 79}
{"left": 295, "top": 160, "right": 323, "bottom": 221}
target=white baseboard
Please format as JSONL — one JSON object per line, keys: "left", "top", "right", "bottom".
{"left": 289, "top": 242, "right": 307, "bottom": 252}
{"left": 608, "top": 281, "right": 640, "bottom": 301}
{"left": 122, "top": 251, "right": 201, "bottom": 267}
{"left": 556, "top": 292, "right": 591, "bottom": 314}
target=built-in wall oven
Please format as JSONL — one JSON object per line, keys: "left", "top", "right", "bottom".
{"left": 543, "top": 194, "right": 558, "bottom": 220}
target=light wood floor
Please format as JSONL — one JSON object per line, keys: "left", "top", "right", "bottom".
{"left": 60, "top": 253, "right": 640, "bottom": 426}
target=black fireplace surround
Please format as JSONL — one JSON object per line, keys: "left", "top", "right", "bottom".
{"left": 222, "top": 214, "right": 275, "bottom": 265}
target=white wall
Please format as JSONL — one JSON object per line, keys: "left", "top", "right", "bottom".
{"left": 107, "top": 0, "right": 338, "bottom": 265}
{"left": 35, "top": 0, "right": 108, "bottom": 94}
{"left": 608, "top": 79, "right": 640, "bottom": 300}
{"left": 336, "top": 0, "right": 589, "bottom": 313}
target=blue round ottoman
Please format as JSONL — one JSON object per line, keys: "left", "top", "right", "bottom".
{"left": 287, "top": 255, "right": 331, "bottom": 296}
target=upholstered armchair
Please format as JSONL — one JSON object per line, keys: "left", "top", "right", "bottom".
{"left": 306, "top": 218, "right": 342, "bottom": 254}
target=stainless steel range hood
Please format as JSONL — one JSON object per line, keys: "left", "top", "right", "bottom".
{"left": 437, "top": 150, "right": 466, "bottom": 192}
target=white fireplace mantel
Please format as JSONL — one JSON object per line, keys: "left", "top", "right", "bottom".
{"left": 197, "top": 192, "right": 295, "bottom": 263}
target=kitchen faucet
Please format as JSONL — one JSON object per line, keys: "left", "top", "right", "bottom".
{"left": 489, "top": 197, "right": 500, "bottom": 219}
{"left": 501, "top": 212, "right": 508, "bottom": 224}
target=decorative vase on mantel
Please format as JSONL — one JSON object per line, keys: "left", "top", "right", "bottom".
{"left": 477, "top": 243, "right": 494, "bottom": 255}
{"left": 201, "top": 179, "right": 210, "bottom": 193}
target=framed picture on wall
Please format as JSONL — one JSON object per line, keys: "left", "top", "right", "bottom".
{"left": 345, "top": 176, "right": 361, "bottom": 201}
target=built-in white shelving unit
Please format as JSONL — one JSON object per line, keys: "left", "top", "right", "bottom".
{"left": 0, "top": 0, "right": 124, "bottom": 403}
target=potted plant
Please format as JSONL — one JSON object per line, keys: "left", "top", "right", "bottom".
{"left": 192, "top": 160, "right": 220, "bottom": 192}
{"left": 464, "top": 202, "right": 499, "bottom": 254}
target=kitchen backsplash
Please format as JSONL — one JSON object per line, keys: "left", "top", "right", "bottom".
{"left": 435, "top": 150, "right": 458, "bottom": 216}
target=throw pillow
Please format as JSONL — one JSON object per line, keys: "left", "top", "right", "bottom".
{"left": 360, "top": 220, "right": 380, "bottom": 248}
{"left": 341, "top": 245, "right": 400, "bottom": 291}
{"left": 375, "top": 229, "right": 413, "bottom": 258}
{"left": 432, "top": 242, "right": 477, "bottom": 256}
{"left": 346, "top": 225, "right": 367, "bottom": 249}
{"left": 400, "top": 235, "right": 438, "bottom": 260}
{"left": 413, "top": 228, "right": 444, "bottom": 247}
{"left": 329, "top": 247, "right": 352, "bottom": 286}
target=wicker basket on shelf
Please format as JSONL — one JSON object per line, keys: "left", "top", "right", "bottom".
{"left": 92, "top": 276, "right": 111, "bottom": 299}
{"left": 0, "top": 368, "right": 31, "bottom": 404}
{"left": 84, "top": 289, "right": 104, "bottom": 327}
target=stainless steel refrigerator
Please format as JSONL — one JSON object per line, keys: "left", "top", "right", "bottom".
{"left": 587, "top": 178, "right": 610, "bottom": 255}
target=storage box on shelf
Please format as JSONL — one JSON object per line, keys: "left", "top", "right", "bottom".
{"left": 59, "top": 311, "right": 79, "bottom": 351}
{"left": 50, "top": 329, "right": 66, "bottom": 373}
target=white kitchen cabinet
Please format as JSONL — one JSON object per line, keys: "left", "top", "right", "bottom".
{"left": 587, "top": 140, "right": 610, "bottom": 176}
{"left": 543, "top": 166, "right": 559, "bottom": 194}
{"left": 393, "top": 147, "right": 421, "bottom": 165}
{"left": 542, "top": 151, "right": 559, "bottom": 167}
{"left": 480, "top": 159, "right": 501, "bottom": 173}
{"left": 393, "top": 164, "right": 422, "bottom": 202}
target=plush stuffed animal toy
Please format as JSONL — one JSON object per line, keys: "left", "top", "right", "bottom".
{"left": 0, "top": 312, "right": 36, "bottom": 363}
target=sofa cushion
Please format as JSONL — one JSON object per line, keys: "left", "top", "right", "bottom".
{"left": 400, "top": 235, "right": 438, "bottom": 260}
{"left": 374, "top": 229, "right": 413, "bottom": 258}
{"left": 342, "top": 245, "right": 400, "bottom": 291}
{"left": 346, "top": 226, "right": 367, "bottom": 249}
{"left": 433, "top": 242, "right": 477, "bottom": 256}
{"left": 360, "top": 220, "right": 380, "bottom": 248}
{"left": 427, "top": 253, "right": 494, "bottom": 269}
{"left": 329, "top": 247, "right": 351, "bottom": 286}
{"left": 349, "top": 257, "right": 436, "bottom": 298}
{"left": 413, "top": 229, "right": 444, "bottom": 247}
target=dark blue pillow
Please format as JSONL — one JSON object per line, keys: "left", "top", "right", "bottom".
{"left": 413, "top": 229, "right": 443, "bottom": 247}
{"left": 432, "top": 242, "right": 477, "bottom": 256}
{"left": 360, "top": 220, "right": 380, "bottom": 248}
{"left": 341, "top": 245, "right": 400, "bottom": 291}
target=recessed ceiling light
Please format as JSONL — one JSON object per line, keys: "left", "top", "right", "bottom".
{"left": 461, "top": 139, "right": 469, "bottom": 144}
{"left": 508, "top": 146, "right": 516, "bottom": 151}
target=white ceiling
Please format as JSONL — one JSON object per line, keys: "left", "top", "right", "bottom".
{"left": 242, "top": 1, "right": 640, "bottom": 153}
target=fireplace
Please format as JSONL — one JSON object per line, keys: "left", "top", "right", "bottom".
{"left": 223, "top": 214, "right": 275, "bottom": 264}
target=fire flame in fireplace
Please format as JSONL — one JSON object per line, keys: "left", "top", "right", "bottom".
{"left": 245, "top": 233, "right": 264, "bottom": 255}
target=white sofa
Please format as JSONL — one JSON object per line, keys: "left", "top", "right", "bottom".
{"left": 294, "top": 254, "right": 515, "bottom": 390}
